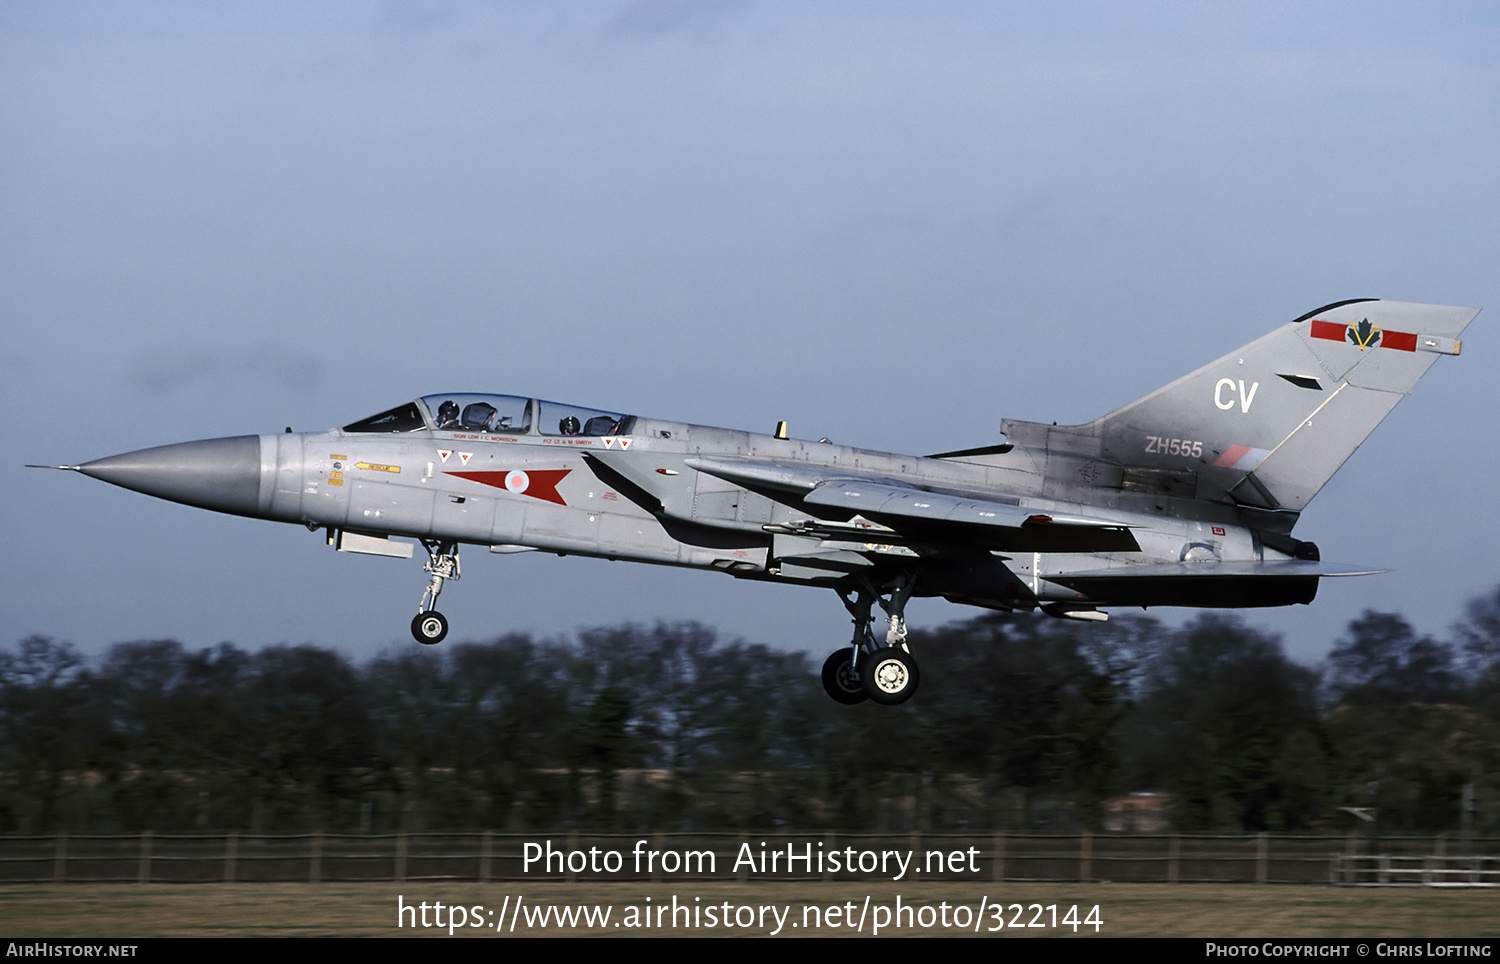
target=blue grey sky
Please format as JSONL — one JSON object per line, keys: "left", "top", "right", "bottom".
{"left": 3, "top": 1, "right": 1497, "bottom": 663}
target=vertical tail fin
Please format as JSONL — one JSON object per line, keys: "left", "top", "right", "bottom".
{"left": 1080, "top": 299, "right": 1476, "bottom": 512}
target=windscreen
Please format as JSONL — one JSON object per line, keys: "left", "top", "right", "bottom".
{"left": 343, "top": 402, "right": 428, "bottom": 433}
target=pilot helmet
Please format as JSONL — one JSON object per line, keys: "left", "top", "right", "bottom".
{"left": 560, "top": 416, "right": 581, "bottom": 435}
{"left": 438, "top": 400, "right": 459, "bottom": 424}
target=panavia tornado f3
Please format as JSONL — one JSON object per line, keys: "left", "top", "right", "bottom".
{"left": 34, "top": 298, "right": 1476, "bottom": 705}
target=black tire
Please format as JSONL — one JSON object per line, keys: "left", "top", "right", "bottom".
{"left": 862, "top": 646, "right": 919, "bottom": 705}
{"left": 411, "top": 611, "right": 449, "bottom": 645}
{"left": 821, "top": 648, "right": 868, "bottom": 705}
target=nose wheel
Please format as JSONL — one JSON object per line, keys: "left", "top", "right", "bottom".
{"left": 411, "top": 611, "right": 449, "bottom": 645}
{"left": 411, "top": 540, "right": 460, "bottom": 645}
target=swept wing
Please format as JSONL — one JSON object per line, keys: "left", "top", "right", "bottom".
{"left": 684, "top": 456, "right": 1138, "bottom": 553}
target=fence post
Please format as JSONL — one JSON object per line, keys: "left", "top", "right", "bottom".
{"left": 1167, "top": 834, "right": 1179, "bottom": 884}
{"left": 225, "top": 831, "right": 237, "bottom": 883}
{"left": 1079, "top": 831, "right": 1092, "bottom": 882}
{"left": 1256, "top": 832, "right": 1268, "bottom": 884}
{"left": 395, "top": 831, "right": 407, "bottom": 882}
{"left": 138, "top": 830, "right": 152, "bottom": 884}
{"left": 480, "top": 830, "right": 492, "bottom": 883}
{"left": 309, "top": 832, "right": 322, "bottom": 883}
{"left": 53, "top": 832, "right": 66, "bottom": 883}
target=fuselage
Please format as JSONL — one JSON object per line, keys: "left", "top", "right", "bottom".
{"left": 77, "top": 392, "right": 1304, "bottom": 613}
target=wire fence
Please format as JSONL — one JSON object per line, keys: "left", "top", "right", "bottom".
{"left": 3, "top": 831, "right": 1495, "bottom": 885}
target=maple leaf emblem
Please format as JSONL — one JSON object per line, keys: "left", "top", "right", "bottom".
{"left": 1345, "top": 317, "right": 1382, "bottom": 349}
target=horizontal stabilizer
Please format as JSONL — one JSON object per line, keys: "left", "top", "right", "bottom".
{"left": 1041, "top": 559, "right": 1383, "bottom": 608}
{"left": 1049, "top": 560, "right": 1386, "bottom": 581}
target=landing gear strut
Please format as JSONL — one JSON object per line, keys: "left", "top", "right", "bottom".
{"left": 820, "top": 575, "right": 920, "bottom": 705}
{"left": 411, "top": 540, "right": 459, "bottom": 645}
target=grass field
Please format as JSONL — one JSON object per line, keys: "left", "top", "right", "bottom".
{"left": 1, "top": 881, "right": 1496, "bottom": 938}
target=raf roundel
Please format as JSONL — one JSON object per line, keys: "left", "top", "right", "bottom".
{"left": 505, "top": 470, "right": 530, "bottom": 494}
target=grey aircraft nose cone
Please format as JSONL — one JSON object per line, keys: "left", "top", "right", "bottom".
{"left": 78, "top": 436, "right": 263, "bottom": 517}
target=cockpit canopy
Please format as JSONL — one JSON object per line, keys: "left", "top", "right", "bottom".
{"left": 342, "top": 394, "right": 629, "bottom": 437}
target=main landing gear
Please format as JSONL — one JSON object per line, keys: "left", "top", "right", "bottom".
{"left": 821, "top": 575, "right": 920, "bottom": 706}
{"left": 410, "top": 539, "right": 459, "bottom": 645}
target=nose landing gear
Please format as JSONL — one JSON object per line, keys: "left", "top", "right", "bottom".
{"left": 411, "top": 540, "right": 459, "bottom": 645}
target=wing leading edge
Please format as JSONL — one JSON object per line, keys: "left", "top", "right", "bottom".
{"left": 684, "top": 456, "right": 1139, "bottom": 553}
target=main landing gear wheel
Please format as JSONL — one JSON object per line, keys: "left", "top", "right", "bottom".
{"left": 821, "top": 649, "right": 868, "bottom": 705}
{"left": 411, "top": 611, "right": 449, "bottom": 645}
{"left": 862, "top": 646, "right": 919, "bottom": 705}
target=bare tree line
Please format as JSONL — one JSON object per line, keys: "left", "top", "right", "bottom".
{"left": 3, "top": 586, "right": 1498, "bottom": 836}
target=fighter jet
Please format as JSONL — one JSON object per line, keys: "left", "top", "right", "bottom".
{"left": 32, "top": 299, "right": 1475, "bottom": 705}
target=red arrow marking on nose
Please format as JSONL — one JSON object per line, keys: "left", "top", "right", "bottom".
{"left": 446, "top": 468, "right": 572, "bottom": 505}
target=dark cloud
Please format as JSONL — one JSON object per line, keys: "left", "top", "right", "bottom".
{"left": 0, "top": 353, "right": 33, "bottom": 376}
{"left": 128, "top": 345, "right": 324, "bottom": 395}
{"left": 606, "top": 0, "right": 750, "bottom": 41}
{"left": 128, "top": 347, "right": 223, "bottom": 395}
